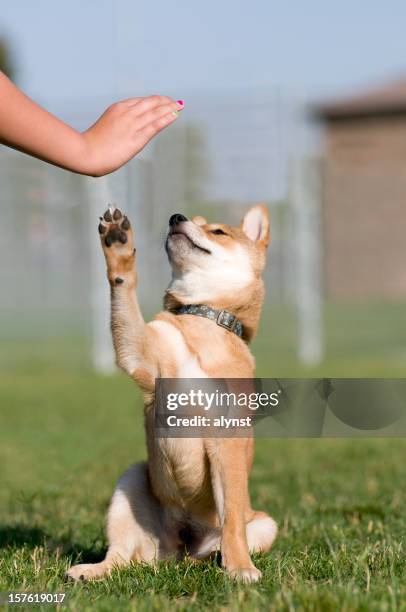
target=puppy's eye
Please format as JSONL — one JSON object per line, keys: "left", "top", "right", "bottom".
{"left": 211, "top": 228, "right": 227, "bottom": 236}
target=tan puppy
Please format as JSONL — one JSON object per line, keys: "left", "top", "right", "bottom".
{"left": 67, "top": 205, "right": 277, "bottom": 583}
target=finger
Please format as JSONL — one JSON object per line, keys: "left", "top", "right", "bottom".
{"left": 138, "top": 111, "right": 179, "bottom": 143}
{"left": 128, "top": 95, "right": 175, "bottom": 115}
{"left": 132, "top": 101, "right": 182, "bottom": 131}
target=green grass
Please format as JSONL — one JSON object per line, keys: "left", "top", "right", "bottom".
{"left": 253, "top": 301, "right": 406, "bottom": 377}
{"left": 1, "top": 301, "right": 406, "bottom": 610}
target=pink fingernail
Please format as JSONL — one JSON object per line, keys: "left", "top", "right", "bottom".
{"left": 176, "top": 99, "right": 185, "bottom": 108}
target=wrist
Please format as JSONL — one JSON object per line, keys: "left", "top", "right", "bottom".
{"left": 74, "top": 131, "right": 103, "bottom": 177}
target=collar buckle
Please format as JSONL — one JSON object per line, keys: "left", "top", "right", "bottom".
{"left": 217, "top": 309, "right": 237, "bottom": 332}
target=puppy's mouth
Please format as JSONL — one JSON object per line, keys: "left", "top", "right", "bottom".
{"left": 167, "top": 228, "right": 211, "bottom": 254}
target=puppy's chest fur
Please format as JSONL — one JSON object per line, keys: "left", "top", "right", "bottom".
{"left": 150, "top": 313, "right": 255, "bottom": 378}
{"left": 143, "top": 315, "right": 254, "bottom": 512}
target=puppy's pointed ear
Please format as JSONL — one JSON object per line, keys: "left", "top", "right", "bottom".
{"left": 241, "top": 205, "right": 270, "bottom": 247}
{"left": 192, "top": 215, "right": 207, "bottom": 226}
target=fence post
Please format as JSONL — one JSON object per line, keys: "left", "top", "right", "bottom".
{"left": 291, "top": 156, "right": 323, "bottom": 365}
{"left": 86, "top": 175, "right": 121, "bottom": 374}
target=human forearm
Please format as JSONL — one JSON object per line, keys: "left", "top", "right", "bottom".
{"left": 0, "top": 72, "right": 90, "bottom": 173}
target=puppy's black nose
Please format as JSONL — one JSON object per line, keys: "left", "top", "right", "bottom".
{"left": 169, "top": 213, "right": 188, "bottom": 226}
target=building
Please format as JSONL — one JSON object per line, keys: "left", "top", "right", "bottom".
{"left": 316, "top": 78, "right": 406, "bottom": 299}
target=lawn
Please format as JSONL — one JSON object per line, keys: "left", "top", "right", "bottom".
{"left": 0, "top": 302, "right": 405, "bottom": 610}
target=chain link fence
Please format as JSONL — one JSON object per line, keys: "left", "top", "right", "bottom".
{"left": 0, "top": 91, "right": 321, "bottom": 372}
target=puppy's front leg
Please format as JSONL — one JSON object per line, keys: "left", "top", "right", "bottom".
{"left": 98, "top": 207, "right": 156, "bottom": 389}
{"left": 208, "top": 439, "right": 261, "bottom": 583}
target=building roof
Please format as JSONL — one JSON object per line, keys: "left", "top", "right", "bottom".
{"left": 315, "top": 77, "right": 406, "bottom": 119}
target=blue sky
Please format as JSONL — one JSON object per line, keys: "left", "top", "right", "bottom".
{"left": 1, "top": 0, "right": 406, "bottom": 114}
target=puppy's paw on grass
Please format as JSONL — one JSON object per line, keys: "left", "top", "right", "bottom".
{"left": 66, "top": 562, "right": 110, "bottom": 582}
{"left": 228, "top": 566, "right": 262, "bottom": 583}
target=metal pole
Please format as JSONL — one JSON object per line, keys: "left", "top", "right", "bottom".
{"left": 291, "top": 156, "right": 323, "bottom": 365}
{"left": 86, "top": 175, "right": 118, "bottom": 374}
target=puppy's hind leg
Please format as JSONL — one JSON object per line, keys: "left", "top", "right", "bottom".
{"left": 191, "top": 511, "right": 277, "bottom": 560}
{"left": 246, "top": 510, "right": 278, "bottom": 554}
{"left": 67, "top": 462, "right": 168, "bottom": 581}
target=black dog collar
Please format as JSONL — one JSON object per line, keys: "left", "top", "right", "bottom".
{"left": 174, "top": 304, "right": 244, "bottom": 338}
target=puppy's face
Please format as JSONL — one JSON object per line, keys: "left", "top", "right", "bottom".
{"left": 165, "top": 205, "right": 270, "bottom": 304}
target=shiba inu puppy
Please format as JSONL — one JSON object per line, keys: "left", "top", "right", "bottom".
{"left": 67, "top": 204, "right": 277, "bottom": 583}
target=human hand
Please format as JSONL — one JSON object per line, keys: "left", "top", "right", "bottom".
{"left": 0, "top": 72, "right": 182, "bottom": 177}
{"left": 81, "top": 96, "right": 184, "bottom": 176}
